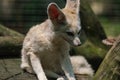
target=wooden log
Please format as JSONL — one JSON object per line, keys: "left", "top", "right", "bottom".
{"left": 0, "top": 24, "right": 24, "bottom": 56}
{"left": 93, "top": 35, "right": 120, "bottom": 80}
{"left": 0, "top": 24, "right": 24, "bottom": 37}
{"left": 0, "top": 36, "right": 24, "bottom": 56}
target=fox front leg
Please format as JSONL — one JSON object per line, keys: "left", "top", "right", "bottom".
{"left": 21, "top": 49, "right": 34, "bottom": 73}
{"left": 61, "top": 54, "right": 76, "bottom": 80}
{"left": 28, "top": 52, "right": 48, "bottom": 80}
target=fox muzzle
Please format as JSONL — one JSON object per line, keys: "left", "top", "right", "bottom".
{"left": 73, "top": 37, "right": 81, "bottom": 46}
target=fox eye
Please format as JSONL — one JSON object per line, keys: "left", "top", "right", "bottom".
{"left": 66, "top": 31, "right": 74, "bottom": 36}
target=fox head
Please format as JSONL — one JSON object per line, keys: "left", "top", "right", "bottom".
{"left": 47, "top": 0, "right": 81, "bottom": 46}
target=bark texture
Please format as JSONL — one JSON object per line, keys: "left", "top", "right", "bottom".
{"left": 94, "top": 35, "right": 120, "bottom": 80}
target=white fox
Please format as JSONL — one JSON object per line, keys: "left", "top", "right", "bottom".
{"left": 21, "top": 0, "right": 93, "bottom": 80}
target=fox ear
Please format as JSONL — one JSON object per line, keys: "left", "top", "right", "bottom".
{"left": 47, "top": 3, "right": 65, "bottom": 22}
{"left": 65, "top": 0, "right": 80, "bottom": 14}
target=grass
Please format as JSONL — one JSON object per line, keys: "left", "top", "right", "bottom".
{"left": 99, "top": 17, "right": 120, "bottom": 37}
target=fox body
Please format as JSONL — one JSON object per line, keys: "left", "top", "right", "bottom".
{"left": 21, "top": 0, "right": 93, "bottom": 80}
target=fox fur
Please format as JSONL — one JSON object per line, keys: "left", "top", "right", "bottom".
{"left": 21, "top": 0, "right": 93, "bottom": 80}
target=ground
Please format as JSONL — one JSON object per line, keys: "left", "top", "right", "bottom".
{"left": 0, "top": 58, "right": 38, "bottom": 80}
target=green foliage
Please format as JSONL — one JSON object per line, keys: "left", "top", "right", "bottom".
{"left": 99, "top": 17, "right": 120, "bottom": 37}
{"left": 73, "top": 40, "right": 107, "bottom": 59}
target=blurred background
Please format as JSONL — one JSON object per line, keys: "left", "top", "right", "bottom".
{"left": 0, "top": 0, "right": 119, "bottom": 35}
{"left": 0, "top": 0, "right": 120, "bottom": 71}
{"left": 90, "top": 0, "right": 120, "bottom": 37}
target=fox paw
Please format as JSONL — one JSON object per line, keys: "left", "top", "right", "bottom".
{"left": 21, "top": 63, "right": 34, "bottom": 74}
{"left": 57, "top": 76, "right": 67, "bottom": 80}
{"left": 57, "top": 77, "right": 65, "bottom": 80}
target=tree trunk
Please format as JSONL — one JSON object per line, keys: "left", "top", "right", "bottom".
{"left": 80, "top": 0, "right": 107, "bottom": 49}
{"left": 93, "top": 35, "right": 120, "bottom": 80}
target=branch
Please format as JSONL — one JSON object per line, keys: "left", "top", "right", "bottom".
{"left": 0, "top": 24, "right": 24, "bottom": 56}
{"left": 93, "top": 35, "right": 120, "bottom": 80}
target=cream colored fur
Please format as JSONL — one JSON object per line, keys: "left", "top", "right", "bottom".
{"left": 21, "top": 0, "right": 93, "bottom": 80}
{"left": 70, "top": 56, "right": 94, "bottom": 78}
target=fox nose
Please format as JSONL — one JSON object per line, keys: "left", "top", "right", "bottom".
{"left": 73, "top": 37, "right": 81, "bottom": 46}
